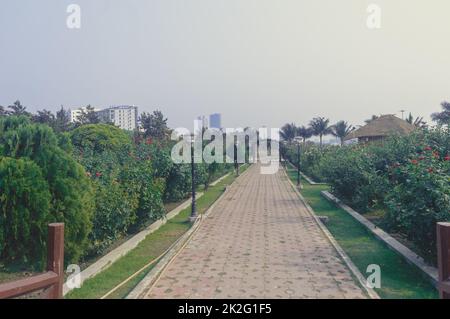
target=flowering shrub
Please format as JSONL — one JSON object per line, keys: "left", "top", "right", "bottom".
{"left": 71, "top": 127, "right": 168, "bottom": 256}
{"left": 284, "top": 126, "right": 449, "bottom": 260}
{"left": 385, "top": 145, "right": 450, "bottom": 260}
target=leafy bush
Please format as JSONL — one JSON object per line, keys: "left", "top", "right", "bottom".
{"left": 0, "top": 116, "right": 94, "bottom": 265}
{"left": 285, "top": 127, "right": 450, "bottom": 260}
{"left": 385, "top": 144, "right": 450, "bottom": 260}
{"left": 71, "top": 127, "right": 168, "bottom": 255}
{"left": 0, "top": 157, "right": 51, "bottom": 266}
{"left": 319, "top": 146, "right": 387, "bottom": 212}
{"left": 70, "top": 124, "right": 132, "bottom": 153}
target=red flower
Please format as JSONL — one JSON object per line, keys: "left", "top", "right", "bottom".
{"left": 424, "top": 146, "right": 432, "bottom": 151}
{"left": 96, "top": 172, "right": 102, "bottom": 177}
{"left": 146, "top": 138, "right": 153, "bottom": 145}
{"left": 410, "top": 159, "right": 418, "bottom": 165}
{"left": 445, "top": 155, "right": 450, "bottom": 161}
{"left": 427, "top": 167, "right": 433, "bottom": 173}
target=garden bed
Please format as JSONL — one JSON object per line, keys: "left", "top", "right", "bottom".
{"left": 65, "top": 165, "right": 248, "bottom": 299}
{"left": 285, "top": 165, "right": 438, "bottom": 299}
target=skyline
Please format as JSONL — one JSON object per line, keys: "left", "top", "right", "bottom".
{"left": 1, "top": 1, "right": 450, "bottom": 129}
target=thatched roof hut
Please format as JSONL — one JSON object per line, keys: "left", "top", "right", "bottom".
{"left": 345, "top": 114, "right": 416, "bottom": 143}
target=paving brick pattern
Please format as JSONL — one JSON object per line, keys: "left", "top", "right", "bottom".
{"left": 145, "top": 165, "right": 366, "bottom": 299}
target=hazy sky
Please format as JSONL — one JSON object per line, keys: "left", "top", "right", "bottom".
{"left": 1, "top": 0, "right": 450, "bottom": 129}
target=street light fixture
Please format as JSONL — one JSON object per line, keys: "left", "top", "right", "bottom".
{"left": 294, "top": 137, "right": 302, "bottom": 188}
{"left": 234, "top": 140, "right": 240, "bottom": 176}
{"left": 189, "top": 134, "right": 197, "bottom": 223}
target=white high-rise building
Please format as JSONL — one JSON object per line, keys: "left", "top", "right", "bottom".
{"left": 97, "top": 105, "right": 138, "bottom": 131}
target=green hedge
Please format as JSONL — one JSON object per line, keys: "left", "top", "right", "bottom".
{"left": 284, "top": 127, "right": 450, "bottom": 261}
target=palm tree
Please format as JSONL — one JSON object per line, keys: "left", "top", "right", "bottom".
{"left": 8, "top": 100, "right": 30, "bottom": 117}
{"left": 431, "top": 101, "right": 450, "bottom": 126}
{"left": 406, "top": 113, "right": 427, "bottom": 129}
{"left": 280, "top": 123, "right": 297, "bottom": 143}
{"left": 296, "top": 126, "right": 313, "bottom": 145}
{"left": 331, "top": 121, "right": 354, "bottom": 146}
{"left": 309, "top": 117, "right": 332, "bottom": 148}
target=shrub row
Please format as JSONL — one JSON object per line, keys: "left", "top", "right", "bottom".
{"left": 284, "top": 127, "right": 450, "bottom": 261}
{"left": 0, "top": 118, "right": 232, "bottom": 268}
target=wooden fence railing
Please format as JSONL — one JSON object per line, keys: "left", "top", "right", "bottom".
{"left": 0, "top": 223, "right": 64, "bottom": 299}
{"left": 437, "top": 222, "right": 450, "bottom": 299}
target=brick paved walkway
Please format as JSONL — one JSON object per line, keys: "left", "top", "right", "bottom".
{"left": 144, "top": 164, "right": 366, "bottom": 299}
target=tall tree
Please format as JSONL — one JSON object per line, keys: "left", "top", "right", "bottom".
{"left": 55, "top": 106, "right": 72, "bottom": 132}
{"left": 296, "top": 125, "right": 313, "bottom": 145}
{"left": 140, "top": 110, "right": 170, "bottom": 139}
{"left": 431, "top": 101, "right": 450, "bottom": 126}
{"left": 406, "top": 112, "right": 427, "bottom": 129}
{"left": 77, "top": 105, "right": 100, "bottom": 125}
{"left": 280, "top": 123, "right": 297, "bottom": 143}
{"left": 309, "top": 117, "right": 332, "bottom": 148}
{"left": 8, "top": 100, "right": 30, "bottom": 117}
{"left": 331, "top": 121, "right": 354, "bottom": 146}
{"left": 32, "top": 109, "right": 56, "bottom": 127}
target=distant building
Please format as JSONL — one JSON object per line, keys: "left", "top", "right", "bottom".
{"left": 97, "top": 105, "right": 138, "bottom": 131}
{"left": 345, "top": 114, "right": 415, "bottom": 144}
{"left": 209, "top": 113, "right": 222, "bottom": 129}
{"left": 70, "top": 106, "right": 101, "bottom": 123}
{"left": 194, "top": 115, "right": 209, "bottom": 135}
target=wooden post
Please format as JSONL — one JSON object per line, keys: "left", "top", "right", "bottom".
{"left": 46, "top": 223, "right": 64, "bottom": 299}
{"left": 437, "top": 222, "right": 450, "bottom": 299}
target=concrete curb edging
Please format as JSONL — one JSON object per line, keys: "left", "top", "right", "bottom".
{"left": 126, "top": 166, "right": 253, "bottom": 299}
{"left": 321, "top": 190, "right": 438, "bottom": 286}
{"left": 285, "top": 160, "right": 327, "bottom": 185}
{"left": 63, "top": 172, "right": 232, "bottom": 296}
{"left": 283, "top": 169, "right": 380, "bottom": 299}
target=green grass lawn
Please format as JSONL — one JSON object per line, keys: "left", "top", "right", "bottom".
{"left": 285, "top": 164, "right": 438, "bottom": 299}
{"left": 66, "top": 165, "right": 248, "bottom": 299}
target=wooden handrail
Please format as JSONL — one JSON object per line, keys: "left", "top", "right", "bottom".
{"left": 0, "top": 223, "right": 64, "bottom": 299}
{"left": 0, "top": 272, "right": 59, "bottom": 299}
{"left": 437, "top": 222, "right": 450, "bottom": 299}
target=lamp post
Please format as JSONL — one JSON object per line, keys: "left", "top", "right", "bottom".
{"left": 190, "top": 134, "right": 197, "bottom": 223}
{"left": 234, "top": 140, "right": 240, "bottom": 176}
{"left": 296, "top": 141, "right": 300, "bottom": 187}
{"left": 293, "top": 137, "right": 302, "bottom": 188}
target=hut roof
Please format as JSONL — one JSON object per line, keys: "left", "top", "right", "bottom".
{"left": 344, "top": 114, "right": 416, "bottom": 141}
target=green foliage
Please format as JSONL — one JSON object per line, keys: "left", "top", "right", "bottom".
{"left": 164, "top": 164, "right": 192, "bottom": 202}
{"left": 285, "top": 126, "right": 450, "bottom": 259}
{"left": 0, "top": 116, "right": 94, "bottom": 265}
{"left": 0, "top": 157, "right": 51, "bottom": 266}
{"left": 385, "top": 144, "right": 450, "bottom": 260}
{"left": 71, "top": 127, "right": 169, "bottom": 255}
{"left": 70, "top": 124, "right": 132, "bottom": 153}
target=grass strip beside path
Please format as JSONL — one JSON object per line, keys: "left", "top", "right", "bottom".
{"left": 66, "top": 166, "right": 248, "bottom": 299}
{"left": 285, "top": 164, "right": 438, "bottom": 299}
